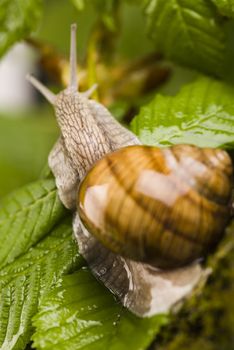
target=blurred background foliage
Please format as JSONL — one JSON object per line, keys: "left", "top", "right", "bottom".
{"left": 0, "top": 0, "right": 234, "bottom": 195}
{"left": 0, "top": 0, "right": 161, "bottom": 198}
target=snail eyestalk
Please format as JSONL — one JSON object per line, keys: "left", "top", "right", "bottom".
{"left": 83, "top": 83, "right": 98, "bottom": 98}
{"left": 69, "top": 23, "right": 78, "bottom": 91}
{"left": 26, "top": 74, "right": 56, "bottom": 105}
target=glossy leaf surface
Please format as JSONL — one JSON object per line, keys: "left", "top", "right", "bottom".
{"left": 32, "top": 269, "right": 168, "bottom": 350}
{"left": 0, "top": 218, "right": 83, "bottom": 350}
{"left": 0, "top": 178, "right": 67, "bottom": 269}
{"left": 131, "top": 76, "right": 234, "bottom": 148}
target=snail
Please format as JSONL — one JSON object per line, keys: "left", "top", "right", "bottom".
{"left": 26, "top": 24, "right": 233, "bottom": 317}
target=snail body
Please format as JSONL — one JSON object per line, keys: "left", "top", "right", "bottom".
{"left": 27, "top": 24, "right": 233, "bottom": 317}
{"left": 78, "top": 144, "right": 232, "bottom": 269}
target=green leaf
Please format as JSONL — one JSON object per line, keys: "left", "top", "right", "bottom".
{"left": 0, "top": 218, "right": 83, "bottom": 350}
{"left": 143, "top": 0, "right": 227, "bottom": 76}
{"left": 131, "top": 76, "right": 234, "bottom": 148}
{"left": 32, "top": 269, "right": 168, "bottom": 350}
{"left": 0, "top": 0, "right": 43, "bottom": 57}
{"left": 0, "top": 178, "right": 67, "bottom": 269}
{"left": 211, "top": 0, "right": 234, "bottom": 18}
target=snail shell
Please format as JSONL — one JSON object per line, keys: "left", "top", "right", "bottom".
{"left": 78, "top": 144, "right": 232, "bottom": 269}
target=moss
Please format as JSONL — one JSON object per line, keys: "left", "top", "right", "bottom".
{"left": 151, "top": 221, "right": 234, "bottom": 350}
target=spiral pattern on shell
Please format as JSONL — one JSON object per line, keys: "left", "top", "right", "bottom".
{"left": 78, "top": 144, "right": 233, "bottom": 269}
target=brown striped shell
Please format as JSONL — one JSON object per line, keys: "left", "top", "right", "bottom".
{"left": 78, "top": 144, "right": 233, "bottom": 269}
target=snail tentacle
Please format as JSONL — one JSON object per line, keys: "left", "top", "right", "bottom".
{"left": 69, "top": 23, "right": 78, "bottom": 91}
{"left": 82, "top": 83, "right": 98, "bottom": 98}
{"left": 26, "top": 74, "right": 56, "bottom": 105}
